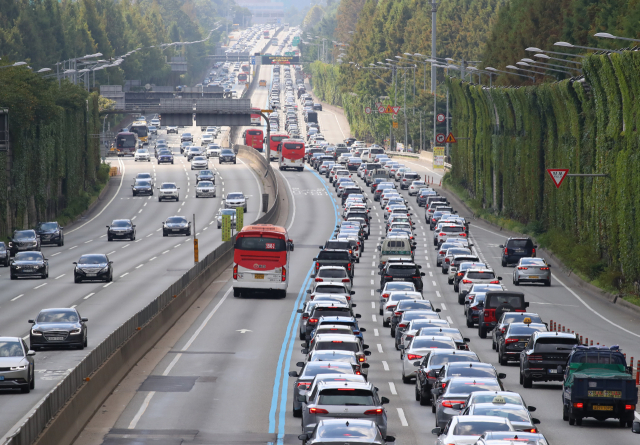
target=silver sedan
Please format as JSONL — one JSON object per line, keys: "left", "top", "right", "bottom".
{"left": 513, "top": 257, "right": 551, "bottom": 286}
{"left": 0, "top": 337, "right": 35, "bottom": 393}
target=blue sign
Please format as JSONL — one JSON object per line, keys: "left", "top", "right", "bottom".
{"left": 251, "top": 56, "right": 256, "bottom": 65}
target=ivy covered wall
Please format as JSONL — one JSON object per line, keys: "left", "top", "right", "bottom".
{"left": 0, "top": 68, "right": 104, "bottom": 236}
{"left": 448, "top": 50, "right": 640, "bottom": 285}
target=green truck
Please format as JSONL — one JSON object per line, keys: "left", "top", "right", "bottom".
{"left": 561, "top": 345, "right": 637, "bottom": 427}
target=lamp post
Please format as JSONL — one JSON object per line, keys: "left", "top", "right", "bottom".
{"left": 594, "top": 32, "right": 640, "bottom": 43}
{"left": 533, "top": 53, "right": 583, "bottom": 66}
{"left": 525, "top": 47, "right": 585, "bottom": 59}
{"left": 0, "top": 61, "right": 28, "bottom": 69}
{"left": 554, "top": 41, "right": 622, "bottom": 54}
{"left": 430, "top": 0, "right": 438, "bottom": 93}
{"left": 521, "top": 58, "right": 581, "bottom": 74}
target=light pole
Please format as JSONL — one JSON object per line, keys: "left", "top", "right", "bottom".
{"left": 594, "top": 32, "right": 640, "bottom": 43}
{"left": 554, "top": 41, "right": 622, "bottom": 54}
{"left": 521, "top": 58, "right": 581, "bottom": 74}
{"left": 525, "top": 47, "right": 585, "bottom": 58}
{"left": 430, "top": 0, "right": 437, "bottom": 93}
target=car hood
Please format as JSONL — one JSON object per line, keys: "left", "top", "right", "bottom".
{"left": 12, "top": 260, "right": 44, "bottom": 266}
{"left": 12, "top": 238, "right": 37, "bottom": 243}
{"left": 165, "top": 223, "right": 188, "bottom": 228}
{"left": 448, "top": 436, "right": 482, "bottom": 445}
{"left": 33, "top": 322, "right": 79, "bottom": 331}
{"left": 77, "top": 263, "right": 108, "bottom": 268}
{"left": 0, "top": 357, "right": 27, "bottom": 367}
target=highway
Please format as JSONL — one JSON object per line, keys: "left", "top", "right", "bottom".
{"left": 68, "top": 28, "right": 640, "bottom": 445}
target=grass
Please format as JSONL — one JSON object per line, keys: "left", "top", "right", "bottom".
{"left": 443, "top": 174, "right": 638, "bottom": 305}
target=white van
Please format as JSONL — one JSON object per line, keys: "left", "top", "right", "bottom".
{"left": 378, "top": 236, "right": 414, "bottom": 266}
{"left": 363, "top": 147, "right": 385, "bottom": 162}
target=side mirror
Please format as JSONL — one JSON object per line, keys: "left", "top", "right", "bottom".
{"left": 385, "top": 436, "right": 396, "bottom": 442}
{"left": 498, "top": 276, "right": 503, "bottom": 280}
{"left": 28, "top": 319, "right": 35, "bottom": 324}
{"left": 417, "top": 265, "right": 422, "bottom": 269}
{"left": 498, "top": 373, "right": 507, "bottom": 379}
{"left": 298, "top": 434, "right": 310, "bottom": 441}
{"left": 463, "top": 338, "right": 470, "bottom": 342}
{"left": 301, "top": 343, "right": 306, "bottom": 348}
{"left": 318, "top": 246, "right": 324, "bottom": 249}
{"left": 431, "top": 427, "right": 442, "bottom": 436}
{"left": 288, "top": 371, "right": 298, "bottom": 377}
{"left": 355, "top": 314, "right": 362, "bottom": 319}
{"left": 297, "top": 393, "right": 307, "bottom": 402}
{"left": 296, "top": 361, "right": 305, "bottom": 367}
{"left": 364, "top": 350, "right": 371, "bottom": 356}
{"left": 377, "top": 245, "right": 381, "bottom": 251}
{"left": 380, "top": 396, "right": 390, "bottom": 404}
{"left": 421, "top": 272, "right": 426, "bottom": 276}
{"left": 359, "top": 327, "right": 366, "bottom": 332}
{"left": 398, "top": 345, "right": 405, "bottom": 350}
{"left": 301, "top": 348, "right": 309, "bottom": 354}
{"left": 81, "top": 318, "right": 89, "bottom": 322}
{"left": 351, "top": 303, "right": 357, "bottom": 308}
{"left": 524, "top": 302, "right": 530, "bottom": 308}
{"left": 361, "top": 363, "right": 370, "bottom": 369}
{"left": 376, "top": 289, "right": 381, "bottom": 293}
{"left": 362, "top": 344, "right": 370, "bottom": 350}
{"left": 528, "top": 406, "right": 537, "bottom": 412}
{"left": 312, "top": 257, "right": 318, "bottom": 261}
{"left": 350, "top": 291, "right": 355, "bottom": 295}
{"left": 632, "top": 421, "right": 640, "bottom": 433}
{"left": 106, "top": 226, "right": 110, "bottom": 228}
{"left": 306, "top": 290, "right": 311, "bottom": 294}
{"left": 27, "top": 350, "right": 36, "bottom": 356}
{"left": 532, "top": 418, "right": 541, "bottom": 425}
{"left": 435, "top": 308, "right": 441, "bottom": 313}
{"left": 297, "top": 309, "right": 303, "bottom": 313}
{"left": 73, "top": 262, "right": 77, "bottom": 265}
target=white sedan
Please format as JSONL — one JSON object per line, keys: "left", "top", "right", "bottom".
{"left": 408, "top": 181, "right": 427, "bottom": 195}
{"left": 206, "top": 144, "right": 222, "bottom": 158}
{"left": 134, "top": 149, "right": 151, "bottom": 162}
{"left": 195, "top": 181, "right": 216, "bottom": 198}
{"left": 191, "top": 156, "right": 208, "bottom": 170}
{"left": 201, "top": 134, "right": 214, "bottom": 146}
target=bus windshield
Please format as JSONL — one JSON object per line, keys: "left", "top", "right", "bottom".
{"left": 284, "top": 143, "right": 303, "bottom": 150}
{"left": 130, "top": 125, "right": 148, "bottom": 138}
{"left": 235, "top": 236, "right": 286, "bottom": 252}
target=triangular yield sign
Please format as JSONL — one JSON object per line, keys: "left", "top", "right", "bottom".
{"left": 547, "top": 169, "right": 569, "bottom": 188}
{"left": 445, "top": 132, "right": 457, "bottom": 143}
{"left": 392, "top": 106, "right": 401, "bottom": 115}
{"left": 384, "top": 105, "right": 393, "bottom": 113}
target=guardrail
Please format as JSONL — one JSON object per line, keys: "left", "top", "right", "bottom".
{"left": 4, "top": 156, "right": 280, "bottom": 445}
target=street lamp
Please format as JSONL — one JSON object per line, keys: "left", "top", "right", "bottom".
{"left": 37, "top": 68, "right": 51, "bottom": 73}
{"left": 594, "top": 32, "right": 640, "bottom": 43}
{"left": 525, "top": 47, "right": 585, "bottom": 58}
{"left": 521, "top": 58, "right": 580, "bottom": 74}
{"left": 554, "top": 41, "right": 622, "bottom": 54}
{"left": 533, "top": 53, "right": 583, "bottom": 66}
{"left": 517, "top": 61, "right": 572, "bottom": 76}
{"left": 0, "top": 61, "right": 28, "bottom": 69}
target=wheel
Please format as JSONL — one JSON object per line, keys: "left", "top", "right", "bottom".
{"left": 575, "top": 417, "right": 582, "bottom": 426}
{"left": 108, "top": 235, "right": 113, "bottom": 241}
{"left": 390, "top": 328, "right": 395, "bottom": 338}
{"left": 74, "top": 275, "right": 82, "bottom": 283}
{"left": 522, "top": 373, "right": 532, "bottom": 388}
{"left": 187, "top": 230, "right": 191, "bottom": 236}
{"left": 514, "top": 277, "right": 520, "bottom": 286}
{"left": 217, "top": 223, "right": 221, "bottom": 229}
{"left": 466, "top": 317, "right": 474, "bottom": 328}
{"left": 107, "top": 272, "right": 113, "bottom": 282}
{"left": 453, "top": 283, "right": 458, "bottom": 292}
{"left": 379, "top": 308, "right": 383, "bottom": 316}
{"left": 163, "top": 231, "right": 167, "bottom": 237}
{"left": 43, "top": 272, "right": 48, "bottom": 279}
{"left": 569, "top": 416, "right": 575, "bottom": 426}
{"left": 545, "top": 279, "right": 551, "bottom": 287}
{"left": 519, "top": 369, "right": 524, "bottom": 384}
{"left": 244, "top": 206, "right": 247, "bottom": 212}
{"left": 502, "top": 258, "right": 507, "bottom": 267}
{"left": 234, "top": 160, "right": 236, "bottom": 164}
{"left": 402, "top": 373, "right": 412, "bottom": 384}
{"left": 458, "top": 293, "right": 465, "bottom": 305}
{"left": 84, "top": 334, "right": 88, "bottom": 347}
{"left": 233, "top": 288, "right": 240, "bottom": 297}
{"left": 499, "top": 350, "right": 508, "bottom": 366}
{"left": 478, "top": 325, "right": 487, "bottom": 339}
{"left": 562, "top": 404, "right": 569, "bottom": 421}
{"left": 131, "top": 234, "right": 135, "bottom": 241}
{"left": 10, "top": 274, "right": 15, "bottom": 280}
{"left": 419, "top": 388, "right": 431, "bottom": 406}
{"left": 293, "top": 407, "right": 302, "bottom": 418}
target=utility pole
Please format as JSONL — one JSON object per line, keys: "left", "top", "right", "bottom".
{"left": 432, "top": 92, "right": 437, "bottom": 151}
{"left": 445, "top": 88, "right": 450, "bottom": 159}
{"left": 403, "top": 69, "right": 408, "bottom": 151}
{"left": 430, "top": 0, "right": 437, "bottom": 93}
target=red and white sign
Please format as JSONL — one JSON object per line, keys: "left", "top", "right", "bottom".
{"left": 547, "top": 169, "right": 569, "bottom": 188}
{"left": 365, "top": 106, "right": 372, "bottom": 115}
{"left": 392, "top": 106, "right": 401, "bottom": 115}
{"left": 378, "top": 105, "right": 385, "bottom": 113}
{"left": 375, "top": 102, "right": 382, "bottom": 108}
{"left": 437, "top": 113, "right": 446, "bottom": 123}
{"left": 436, "top": 133, "right": 446, "bottom": 144}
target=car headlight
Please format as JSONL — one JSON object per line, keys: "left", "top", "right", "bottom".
{"left": 100, "top": 265, "right": 110, "bottom": 272}
{"left": 14, "top": 266, "right": 21, "bottom": 270}
{"left": 70, "top": 328, "right": 82, "bottom": 335}
{"left": 31, "top": 329, "right": 43, "bottom": 336}
{"left": 10, "top": 365, "right": 27, "bottom": 370}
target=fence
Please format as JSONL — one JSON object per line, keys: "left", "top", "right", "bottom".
{"left": 4, "top": 154, "right": 280, "bottom": 445}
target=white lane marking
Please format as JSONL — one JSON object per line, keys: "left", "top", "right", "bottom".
{"left": 69, "top": 246, "right": 77, "bottom": 250}
{"left": 104, "top": 282, "right": 113, "bottom": 288}
{"left": 436, "top": 291, "right": 441, "bottom": 298}
{"left": 120, "top": 272, "right": 129, "bottom": 278}
{"left": 446, "top": 316, "right": 453, "bottom": 325}
{"left": 84, "top": 239, "right": 93, "bottom": 244}
{"left": 83, "top": 293, "right": 95, "bottom": 300}
{"left": 371, "top": 270, "right": 374, "bottom": 276}
{"left": 377, "top": 344, "right": 383, "bottom": 353}
{"left": 11, "top": 294, "right": 24, "bottom": 302}
{"left": 70, "top": 305, "right": 77, "bottom": 309}
{"left": 149, "top": 257, "right": 157, "bottom": 261}
{"left": 429, "top": 271, "right": 433, "bottom": 277}
{"left": 371, "top": 302, "right": 375, "bottom": 308}
{"left": 278, "top": 171, "right": 297, "bottom": 230}
{"left": 107, "top": 251, "right": 116, "bottom": 255}
{"left": 132, "top": 216, "right": 136, "bottom": 220}
{"left": 51, "top": 252, "right": 61, "bottom": 257}
{"left": 55, "top": 274, "right": 65, "bottom": 280}
{"left": 138, "top": 209, "right": 143, "bottom": 214}
{"left": 382, "top": 361, "right": 389, "bottom": 371}
{"left": 370, "top": 279, "right": 374, "bottom": 285}
{"left": 100, "top": 235, "right": 107, "bottom": 238}
{"left": 427, "top": 263, "right": 431, "bottom": 268}
{"left": 136, "top": 264, "right": 144, "bottom": 269}
{"left": 432, "top": 280, "right": 437, "bottom": 286}
{"left": 146, "top": 234, "right": 153, "bottom": 237}
{"left": 372, "top": 314, "right": 377, "bottom": 322}
{"left": 34, "top": 283, "right": 47, "bottom": 290}
{"left": 67, "top": 157, "right": 125, "bottom": 234}
{"left": 122, "top": 244, "right": 130, "bottom": 249}
{"left": 162, "top": 250, "right": 170, "bottom": 254}
{"left": 374, "top": 329, "right": 379, "bottom": 337}
{"left": 441, "top": 303, "right": 447, "bottom": 311}
{"left": 389, "top": 382, "right": 397, "bottom": 395}
{"left": 397, "top": 408, "right": 409, "bottom": 426}
{"left": 128, "top": 392, "right": 155, "bottom": 429}
{"left": 372, "top": 261, "right": 376, "bottom": 267}
{"left": 156, "top": 228, "right": 161, "bottom": 232}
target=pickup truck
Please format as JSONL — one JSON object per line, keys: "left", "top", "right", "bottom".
{"left": 313, "top": 249, "right": 354, "bottom": 278}
{"left": 561, "top": 345, "right": 637, "bottom": 427}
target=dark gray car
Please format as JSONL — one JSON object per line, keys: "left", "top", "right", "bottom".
{"left": 300, "top": 419, "right": 395, "bottom": 445}
{"left": 29, "top": 308, "right": 88, "bottom": 350}
{"left": 288, "top": 361, "right": 355, "bottom": 417}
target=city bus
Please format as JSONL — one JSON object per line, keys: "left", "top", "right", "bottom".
{"left": 129, "top": 122, "right": 148, "bottom": 145}
{"left": 250, "top": 108, "right": 261, "bottom": 125}
{"left": 244, "top": 129, "right": 264, "bottom": 151}
{"left": 115, "top": 132, "right": 138, "bottom": 156}
{"left": 267, "top": 133, "right": 290, "bottom": 161}
{"left": 233, "top": 224, "right": 293, "bottom": 298}
{"left": 237, "top": 72, "right": 248, "bottom": 84}
{"left": 263, "top": 30, "right": 270, "bottom": 39}
{"left": 278, "top": 138, "right": 305, "bottom": 171}
{"left": 232, "top": 24, "right": 239, "bottom": 31}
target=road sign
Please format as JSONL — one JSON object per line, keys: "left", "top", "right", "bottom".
{"left": 392, "top": 106, "right": 401, "bottom": 115}
{"left": 434, "top": 147, "right": 445, "bottom": 169}
{"left": 194, "top": 238, "right": 199, "bottom": 263}
{"left": 378, "top": 105, "right": 385, "bottom": 113}
{"left": 547, "top": 169, "right": 569, "bottom": 188}
{"left": 261, "top": 109, "right": 274, "bottom": 113}
{"left": 383, "top": 105, "right": 393, "bottom": 114}
{"left": 436, "top": 133, "right": 446, "bottom": 144}
{"left": 445, "top": 132, "right": 457, "bottom": 143}
{"left": 437, "top": 113, "right": 446, "bottom": 123}
{"left": 236, "top": 207, "right": 244, "bottom": 232}
{"left": 392, "top": 121, "right": 398, "bottom": 128}
{"left": 222, "top": 215, "right": 231, "bottom": 242}
{"left": 375, "top": 102, "right": 382, "bottom": 108}
{"left": 365, "top": 106, "right": 372, "bottom": 115}
{"left": 251, "top": 57, "right": 255, "bottom": 65}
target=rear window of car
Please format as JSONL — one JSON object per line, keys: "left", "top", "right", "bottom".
{"left": 534, "top": 337, "right": 579, "bottom": 352}
{"left": 388, "top": 265, "right": 417, "bottom": 272}
{"left": 453, "top": 421, "right": 511, "bottom": 435}
{"left": 448, "top": 380, "right": 501, "bottom": 394}
{"left": 318, "top": 269, "right": 347, "bottom": 279}
{"left": 443, "top": 226, "right": 465, "bottom": 233}
{"left": 508, "top": 325, "right": 546, "bottom": 335}
{"left": 397, "top": 301, "right": 432, "bottom": 311}
{"left": 312, "top": 307, "right": 351, "bottom": 318}
{"left": 315, "top": 340, "right": 359, "bottom": 352}
{"left": 486, "top": 294, "right": 525, "bottom": 308}
{"left": 318, "top": 389, "right": 374, "bottom": 405}
{"left": 318, "top": 251, "right": 350, "bottom": 261}
{"left": 508, "top": 239, "right": 533, "bottom": 249}
{"left": 466, "top": 271, "right": 496, "bottom": 279}
{"left": 315, "top": 285, "right": 347, "bottom": 294}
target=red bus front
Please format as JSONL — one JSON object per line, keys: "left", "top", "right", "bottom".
{"left": 279, "top": 139, "right": 305, "bottom": 171}
{"left": 237, "top": 73, "right": 248, "bottom": 84}
{"left": 244, "top": 129, "right": 264, "bottom": 151}
{"left": 233, "top": 224, "right": 291, "bottom": 298}
{"left": 268, "top": 133, "right": 290, "bottom": 161}
{"left": 250, "top": 108, "right": 261, "bottom": 126}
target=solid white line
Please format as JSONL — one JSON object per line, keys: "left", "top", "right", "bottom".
{"left": 68, "top": 157, "right": 125, "bottom": 234}
{"left": 104, "top": 282, "right": 113, "bottom": 288}
{"left": 382, "top": 361, "right": 389, "bottom": 371}
{"left": 389, "top": 382, "right": 397, "bottom": 395}
{"left": 55, "top": 274, "right": 65, "bottom": 280}
{"left": 372, "top": 314, "right": 377, "bottom": 322}
{"left": 397, "top": 408, "right": 409, "bottom": 426}
{"left": 34, "top": 283, "right": 47, "bottom": 289}
{"left": 377, "top": 344, "right": 383, "bottom": 353}
{"left": 182, "top": 287, "right": 233, "bottom": 350}
{"left": 100, "top": 234, "right": 107, "bottom": 238}
{"left": 83, "top": 293, "right": 95, "bottom": 300}
{"left": 128, "top": 391, "right": 155, "bottom": 429}
{"left": 370, "top": 279, "right": 374, "bottom": 285}
{"left": 11, "top": 294, "right": 24, "bottom": 302}
{"left": 278, "top": 171, "right": 297, "bottom": 231}
{"left": 374, "top": 329, "right": 379, "bottom": 337}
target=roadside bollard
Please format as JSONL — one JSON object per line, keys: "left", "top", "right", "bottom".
{"left": 590, "top": 340, "right": 593, "bottom": 346}
{"left": 579, "top": 335, "right": 583, "bottom": 344}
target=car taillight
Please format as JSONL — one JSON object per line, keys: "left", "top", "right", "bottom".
{"left": 342, "top": 278, "right": 351, "bottom": 283}
{"left": 233, "top": 264, "right": 238, "bottom": 280}
{"left": 358, "top": 356, "right": 365, "bottom": 362}
{"left": 441, "top": 400, "right": 466, "bottom": 408}
{"left": 282, "top": 267, "right": 286, "bottom": 282}
{"left": 460, "top": 233, "right": 467, "bottom": 237}
{"left": 457, "top": 272, "right": 464, "bottom": 276}
{"left": 573, "top": 403, "right": 583, "bottom": 409}
{"left": 490, "top": 280, "right": 500, "bottom": 284}
{"left": 532, "top": 248, "right": 536, "bottom": 256}
{"left": 347, "top": 263, "right": 352, "bottom": 270}
{"left": 385, "top": 275, "right": 392, "bottom": 279}
{"left": 394, "top": 311, "right": 403, "bottom": 316}
{"left": 504, "top": 247, "right": 508, "bottom": 254}
{"left": 518, "top": 267, "right": 528, "bottom": 270}
{"left": 625, "top": 405, "right": 636, "bottom": 410}
{"left": 349, "top": 249, "right": 353, "bottom": 254}
{"left": 462, "top": 279, "right": 472, "bottom": 283}
{"left": 439, "top": 251, "right": 445, "bottom": 255}
{"left": 406, "top": 354, "right": 423, "bottom": 360}
{"left": 308, "top": 318, "right": 318, "bottom": 324}
{"left": 540, "top": 267, "right": 549, "bottom": 270}
{"left": 501, "top": 327, "right": 506, "bottom": 334}
{"left": 302, "top": 315, "right": 308, "bottom": 320}
{"left": 441, "top": 383, "right": 446, "bottom": 388}
{"left": 439, "top": 232, "right": 445, "bottom": 236}
{"left": 316, "top": 263, "right": 320, "bottom": 271}
{"left": 445, "top": 258, "right": 450, "bottom": 263}
{"left": 315, "top": 277, "right": 323, "bottom": 282}
{"left": 297, "top": 382, "right": 311, "bottom": 387}
{"left": 524, "top": 428, "right": 537, "bottom": 433}
{"left": 398, "top": 323, "right": 407, "bottom": 328}
{"left": 309, "top": 408, "right": 328, "bottom": 414}
{"left": 529, "top": 355, "right": 543, "bottom": 362}
{"left": 357, "top": 241, "right": 361, "bottom": 245}
{"left": 310, "top": 295, "right": 315, "bottom": 300}
{"left": 364, "top": 409, "right": 383, "bottom": 415}
{"left": 382, "top": 293, "right": 390, "bottom": 299}
{"left": 505, "top": 338, "right": 519, "bottom": 344}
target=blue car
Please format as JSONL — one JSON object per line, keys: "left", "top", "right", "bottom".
{"left": 158, "top": 151, "right": 174, "bottom": 164}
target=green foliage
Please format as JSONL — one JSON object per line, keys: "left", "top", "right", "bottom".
{"left": 447, "top": 49, "right": 640, "bottom": 293}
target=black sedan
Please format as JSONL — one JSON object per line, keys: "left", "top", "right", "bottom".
{"left": 157, "top": 149, "right": 174, "bottom": 164}
{"left": 29, "top": 308, "right": 88, "bottom": 350}
{"left": 132, "top": 179, "right": 153, "bottom": 196}
{"left": 8, "top": 229, "right": 41, "bottom": 256}
{"left": 107, "top": 219, "right": 136, "bottom": 241}
{"left": 163, "top": 216, "right": 191, "bottom": 236}
{"left": 196, "top": 169, "right": 215, "bottom": 184}
{"left": 10, "top": 251, "right": 48, "bottom": 279}
{"left": 35, "top": 221, "right": 64, "bottom": 246}
{"left": 219, "top": 149, "right": 237, "bottom": 164}
{"left": 313, "top": 103, "right": 323, "bottom": 111}
{"left": 0, "top": 242, "right": 10, "bottom": 266}
{"left": 74, "top": 254, "right": 113, "bottom": 283}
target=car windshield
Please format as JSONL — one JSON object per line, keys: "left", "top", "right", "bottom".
{"left": 534, "top": 337, "right": 579, "bottom": 352}
{"left": 509, "top": 239, "right": 531, "bottom": 248}
{"left": 227, "top": 193, "right": 244, "bottom": 200}
{"left": 318, "top": 251, "right": 349, "bottom": 261}
{"left": 317, "top": 422, "right": 376, "bottom": 439}
{"left": 487, "top": 295, "right": 524, "bottom": 308}
{"left": 471, "top": 394, "right": 523, "bottom": 405}
{"left": 448, "top": 380, "right": 501, "bottom": 394}
{"left": 166, "top": 217, "right": 187, "bottom": 224}
{"left": 0, "top": 341, "right": 23, "bottom": 357}
{"left": 136, "top": 149, "right": 148, "bottom": 154}
{"left": 318, "top": 388, "right": 374, "bottom": 405}
{"left": 189, "top": 148, "right": 200, "bottom": 152}
{"left": 398, "top": 301, "right": 432, "bottom": 311}
{"left": 161, "top": 184, "right": 176, "bottom": 189}
{"left": 447, "top": 366, "right": 495, "bottom": 378}
{"left": 36, "top": 222, "right": 58, "bottom": 231}
{"left": 112, "top": 220, "right": 131, "bottom": 228}
{"left": 14, "top": 252, "right": 43, "bottom": 261}
{"left": 37, "top": 310, "right": 79, "bottom": 323}
{"left": 453, "top": 421, "right": 511, "bottom": 436}
{"left": 200, "top": 170, "right": 213, "bottom": 176}
{"left": 13, "top": 230, "right": 35, "bottom": 240}
{"left": 221, "top": 149, "right": 234, "bottom": 155}
{"left": 193, "top": 156, "right": 205, "bottom": 161}
{"left": 303, "top": 363, "right": 353, "bottom": 377}
{"left": 198, "top": 181, "right": 214, "bottom": 187}
{"left": 78, "top": 255, "right": 107, "bottom": 264}
{"left": 135, "top": 181, "right": 150, "bottom": 187}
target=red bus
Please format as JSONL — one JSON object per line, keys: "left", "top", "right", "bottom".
{"left": 268, "top": 133, "right": 290, "bottom": 161}
{"left": 244, "top": 129, "right": 264, "bottom": 151}
{"left": 233, "top": 224, "right": 293, "bottom": 298}
{"left": 250, "top": 108, "right": 261, "bottom": 126}
{"left": 237, "top": 73, "right": 248, "bottom": 84}
{"left": 278, "top": 138, "right": 305, "bottom": 171}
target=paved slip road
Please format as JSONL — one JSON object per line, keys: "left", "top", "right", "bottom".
{"left": 0, "top": 33, "right": 271, "bottom": 442}
{"left": 77, "top": 30, "right": 640, "bottom": 445}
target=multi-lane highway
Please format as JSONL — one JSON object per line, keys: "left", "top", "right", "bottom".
{"left": 57, "top": 27, "right": 640, "bottom": 445}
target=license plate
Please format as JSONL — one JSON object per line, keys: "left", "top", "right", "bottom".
{"left": 593, "top": 405, "right": 613, "bottom": 411}
{"left": 48, "top": 337, "right": 64, "bottom": 341}
{"left": 86, "top": 273, "right": 97, "bottom": 277}
{"left": 515, "top": 248, "right": 524, "bottom": 253}
{"left": 172, "top": 229, "right": 179, "bottom": 231}
{"left": 393, "top": 278, "right": 405, "bottom": 281}
{"left": 548, "top": 369, "right": 557, "bottom": 373}
{"left": 529, "top": 275, "right": 539, "bottom": 279}
{"left": 255, "top": 274, "right": 264, "bottom": 279}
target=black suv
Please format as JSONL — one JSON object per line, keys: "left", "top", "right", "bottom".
{"left": 314, "top": 249, "right": 355, "bottom": 278}
{"left": 519, "top": 331, "right": 579, "bottom": 388}
{"left": 500, "top": 237, "right": 537, "bottom": 266}
{"left": 414, "top": 350, "right": 480, "bottom": 406}
{"left": 478, "top": 291, "right": 529, "bottom": 338}
{"left": 8, "top": 230, "right": 41, "bottom": 256}
{"left": 35, "top": 221, "right": 64, "bottom": 246}
{"left": 379, "top": 262, "right": 425, "bottom": 291}
{"left": 497, "top": 321, "right": 547, "bottom": 365}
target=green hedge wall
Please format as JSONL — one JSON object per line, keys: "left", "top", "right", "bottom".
{"left": 0, "top": 69, "right": 103, "bottom": 236}
{"left": 448, "top": 50, "right": 640, "bottom": 284}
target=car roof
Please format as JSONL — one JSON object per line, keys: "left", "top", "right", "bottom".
{"left": 533, "top": 331, "right": 576, "bottom": 339}
{"left": 314, "top": 334, "right": 359, "bottom": 342}
{"left": 454, "top": 415, "right": 510, "bottom": 424}
{"left": 318, "top": 381, "right": 371, "bottom": 390}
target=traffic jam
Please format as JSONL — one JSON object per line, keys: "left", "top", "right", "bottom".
{"left": 286, "top": 142, "right": 639, "bottom": 444}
